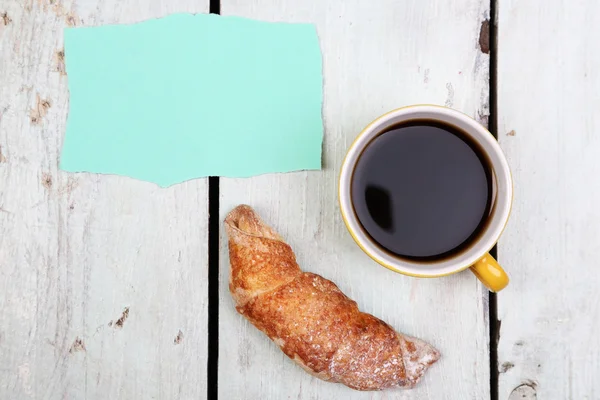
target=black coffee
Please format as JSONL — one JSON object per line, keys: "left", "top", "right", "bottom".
{"left": 351, "top": 120, "right": 492, "bottom": 259}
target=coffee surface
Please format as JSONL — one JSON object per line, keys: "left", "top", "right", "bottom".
{"left": 351, "top": 121, "right": 492, "bottom": 259}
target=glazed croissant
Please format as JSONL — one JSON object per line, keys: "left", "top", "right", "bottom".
{"left": 225, "top": 205, "right": 440, "bottom": 391}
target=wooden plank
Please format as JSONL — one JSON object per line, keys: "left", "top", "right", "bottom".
{"left": 497, "top": 1, "right": 600, "bottom": 399}
{"left": 0, "top": 1, "right": 209, "bottom": 398}
{"left": 219, "top": 0, "right": 492, "bottom": 398}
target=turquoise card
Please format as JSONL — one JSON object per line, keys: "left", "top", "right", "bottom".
{"left": 61, "top": 14, "right": 323, "bottom": 186}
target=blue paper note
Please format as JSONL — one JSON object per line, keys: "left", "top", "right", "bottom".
{"left": 60, "top": 14, "right": 323, "bottom": 186}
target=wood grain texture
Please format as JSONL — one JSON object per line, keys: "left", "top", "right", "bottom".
{"left": 497, "top": 1, "right": 600, "bottom": 399}
{"left": 0, "top": 1, "right": 209, "bottom": 399}
{"left": 219, "top": 0, "right": 491, "bottom": 398}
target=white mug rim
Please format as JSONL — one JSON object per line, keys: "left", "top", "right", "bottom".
{"left": 338, "top": 105, "right": 513, "bottom": 277}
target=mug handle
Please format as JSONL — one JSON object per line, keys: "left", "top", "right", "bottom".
{"left": 470, "top": 253, "right": 509, "bottom": 292}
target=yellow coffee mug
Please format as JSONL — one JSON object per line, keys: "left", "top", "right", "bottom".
{"left": 339, "top": 105, "right": 512, "bottom": 292}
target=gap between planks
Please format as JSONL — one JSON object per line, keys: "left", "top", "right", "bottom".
{"left": 207, "top": 4, "right": 221, "bottom": 400}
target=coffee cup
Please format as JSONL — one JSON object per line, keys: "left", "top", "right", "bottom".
{"left": 339, "top": 105, "right": 512, "bottom": 292}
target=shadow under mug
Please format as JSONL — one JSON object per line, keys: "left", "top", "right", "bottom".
{"left": 339, "top": 105, "right": 512, "bottom": 292}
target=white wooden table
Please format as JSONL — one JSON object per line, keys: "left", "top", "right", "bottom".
{"left": 1, "top": 0, "right": 598, "bottom": 399}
